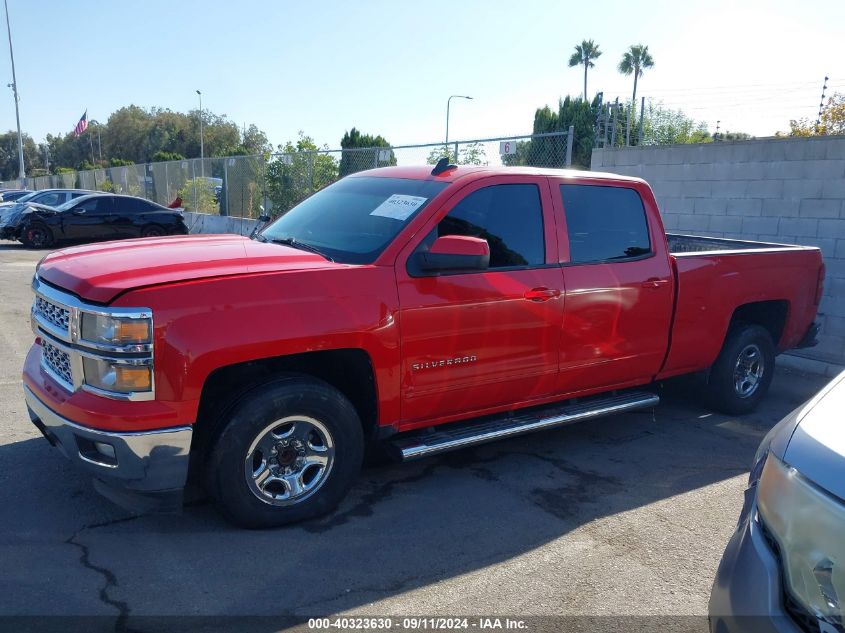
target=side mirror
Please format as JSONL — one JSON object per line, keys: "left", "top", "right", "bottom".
{"left": 417, "top": 235, "right": 490, "bottom": 273}
{"left": 258, "top": 214, "right": 271, "bottom": 222}
{"left": 73, "top": 208, "right": 86, "bottom": 215}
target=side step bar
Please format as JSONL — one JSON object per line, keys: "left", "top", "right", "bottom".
{"left": 390, "top": 391, "right": 659, "bottom": 461}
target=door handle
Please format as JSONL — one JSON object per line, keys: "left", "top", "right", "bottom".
{"left": 524, "top": 287, "right": 561, "bottom": 302}
{"left": 642, "top": 278, "right": 670, "bottom": 289}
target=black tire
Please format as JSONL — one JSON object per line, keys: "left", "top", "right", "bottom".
{"left": 21, "top": 223, "right": 54, "bottom": 249}
{"left": 141, "top": 225, "right": 166, "bottom": 238}
{"left": 707, "top": 324, "right": 775, "bottom": 415}
{"left": 206, "top": 375, "right": 364, "bottom": 528}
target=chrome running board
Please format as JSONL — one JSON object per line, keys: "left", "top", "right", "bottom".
{"left": 390, "top": 391, "right": 659, "bottom": 461}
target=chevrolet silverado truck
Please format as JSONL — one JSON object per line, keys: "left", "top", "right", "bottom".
{"left": 23, "top": 163, "right": 824, "bottom": 527}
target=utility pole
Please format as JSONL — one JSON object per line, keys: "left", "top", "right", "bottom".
{"left": 4, "top": 0, "right": 24, "bottom": 181}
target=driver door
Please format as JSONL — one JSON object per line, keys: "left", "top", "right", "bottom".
{"left": 396, "top": 176, "right": 564, "bottom": 427}
{"left": 62, "top": 196, "right": 115, "bottom": 241}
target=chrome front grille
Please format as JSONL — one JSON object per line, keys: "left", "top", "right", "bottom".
{"left": 34, "top": 295, "right": 70, "bottom": 335}
{"left": 42, "top": 340, "right": 73, "bottom": 387}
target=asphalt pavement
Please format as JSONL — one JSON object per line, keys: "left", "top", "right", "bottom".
{"left": 0, "top": 242, "right": 830, "bottom": 632}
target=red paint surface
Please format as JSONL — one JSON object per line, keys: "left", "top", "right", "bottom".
{"left": 26, "top": 166, "right": 823, "bottom": 433}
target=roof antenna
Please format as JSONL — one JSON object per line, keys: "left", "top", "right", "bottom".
{"left": 431, "top": 156, "right": 457, "bottom": 176}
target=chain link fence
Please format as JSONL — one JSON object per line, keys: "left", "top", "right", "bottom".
{"left": 6, "top": 130, "right": 573, "bottom": 219}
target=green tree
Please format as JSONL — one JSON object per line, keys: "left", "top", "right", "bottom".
{"left": 618, "top": 44, "right": 655, "bottom": 144}
{"left": 152, "top": 151, "right": 185, "bottom": 162}
{"left": 786, "top": 92, "right": 845, "bottom": 136}
{"left": 0, "top": 131, "right": 44, "bottom": 181}
{"left": 425, "top": 142, "right": 487, "bottom": 165}
{"left": 265, "top": 133, "right": 338, "bottom": 216}
{"left": 338, "top": 128, "right": 395, "bottom": 177}
{"left": 568, "top": 40, "right": 602, "bottom": 101}
{"left": 640, "top": 100, "right": 711, "bottom": 145}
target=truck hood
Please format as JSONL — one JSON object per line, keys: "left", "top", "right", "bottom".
{"left": 782, "top": 371, "right": 845, "bottom": 502}
{"left": 36, "top": 234, "right": 339, "bottom": 303}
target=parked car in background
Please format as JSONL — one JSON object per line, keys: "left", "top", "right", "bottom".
{"left": 0, "top": 189, "right": 32, "bottom": 202}
{"left": 13, "top": 193, "right": 189, "bottom": 247}
{"left": 710, "top": 371, "right": 845, "bottom": 633}
{"left": 1, "top": 188, "right": 93, "bottom": 209}
{"left": 0, "top": 189, "right": 98, "bottom": 243}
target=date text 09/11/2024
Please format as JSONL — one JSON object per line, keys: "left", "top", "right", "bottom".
{"left": 307, "top": 617, "right": 528, "bottom": 630}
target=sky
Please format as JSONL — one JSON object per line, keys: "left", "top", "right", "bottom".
{"left": 1, "top": 0, "right": 844, "bottom": 150}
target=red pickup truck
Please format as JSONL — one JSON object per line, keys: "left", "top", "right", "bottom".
{"left": 23, "top": 164, "right": 823, "bottom": 527}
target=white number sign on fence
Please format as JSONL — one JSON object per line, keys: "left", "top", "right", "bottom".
{"left": 499, "top": 141, "right": 517, "bottom": 155}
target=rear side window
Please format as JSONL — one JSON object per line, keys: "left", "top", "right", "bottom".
{"left": 34, "top": 192, "right": 62, "bottom": 207}
{"left": 560, "top": 184, "right": 651, "bottom": 264}
{"left": 435, "top": 184, "right": 545, "bottom": 268}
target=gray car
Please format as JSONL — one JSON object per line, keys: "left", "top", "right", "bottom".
{"left": 710, "top": 371, "right": 845, "bottom": 633}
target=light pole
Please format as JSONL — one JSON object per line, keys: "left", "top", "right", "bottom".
{"left": 445, "top": 95, "right": 472, "bottom": 147}
{"left": 196, "top": 89, "right": 204, "bottom": 177}
{"left": 4, "top": 0, "right": 24, "bottom": 181}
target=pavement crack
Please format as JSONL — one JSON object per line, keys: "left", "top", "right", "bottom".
{"left": 64, "top": 515, "right": 141, "bottom": 632}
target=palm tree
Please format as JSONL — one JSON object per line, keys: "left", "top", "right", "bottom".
{"left": 618, "top": 44, "right": 655, "bottom": 144}
{"left": 568, "top": 40, "right": 602, "bottom": 101}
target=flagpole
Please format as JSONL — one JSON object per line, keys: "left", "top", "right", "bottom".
{"left": 3, "top": 0, "right": 24, "bottom": 181}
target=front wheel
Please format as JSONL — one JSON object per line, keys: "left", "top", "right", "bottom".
{"left": 21, "top": 223, "right": 54, "bottom": 248}
{"left": 707, "top": 324, "right": 775, "bottom": 415}
{"left": 206, "top": 376, "right": 364, "bottom": 528}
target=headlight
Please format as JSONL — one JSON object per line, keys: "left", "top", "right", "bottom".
{"left": 80, "top": 312, "right": 151, "bottom": 347}
{"left": 82, "top": 357, "right": 152, "bottom": 394}
{"left": 758, "top": 455, "right": 845, "bottom": 626}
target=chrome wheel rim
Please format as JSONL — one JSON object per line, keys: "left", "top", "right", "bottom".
{"left": 734, "top": 344, "right": 765, "bottom": 398}
{"left": 244, "top": 415, "right": 335, "bottom": 506}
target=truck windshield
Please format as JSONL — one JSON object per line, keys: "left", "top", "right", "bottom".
{"left": 259, "top": 176, "right": 448, "bottom": 264}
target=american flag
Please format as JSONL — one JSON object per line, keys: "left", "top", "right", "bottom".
{"left": 73, "top": 110, "right": 88, "bottom": 137}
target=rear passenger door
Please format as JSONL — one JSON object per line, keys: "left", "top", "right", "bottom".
{"left": 396, "top": 177, "right": 564, "bottom": 426}
{"left": 553, "top": 182, "right": 674, "bottom": 394}
{"left": 111, "top": 198, "right": 147, "bottom": 238}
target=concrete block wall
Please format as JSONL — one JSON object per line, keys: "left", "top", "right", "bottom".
{"left": 183, "top": 211, "right": 260, "bottom": 237}
{"left": 591, "top": 136, "right": 845, "bottom": 366}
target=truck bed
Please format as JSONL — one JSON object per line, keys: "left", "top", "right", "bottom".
{"left": 659, "top": 233, "right": 822, "bottom": 380}
{"left": 667, "top": 233, "right": 802, "bottom": 255}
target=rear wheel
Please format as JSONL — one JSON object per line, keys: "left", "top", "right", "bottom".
{"left": 707, "top": 324, "right": 775, "bottom": 414}
{"left": 206, "top": 375, "right": 364, "bottom": 528}
{"left": 21, "top": 223, "right": 54, "bottom": 249}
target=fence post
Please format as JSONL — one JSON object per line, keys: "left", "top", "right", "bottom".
{"left": 638, "top": 96, "right": 645, "bottom": 146}
{"left": 222, "top": 159, "right": 229, "bottom": 217}
{"left": 308, "top": 152, "right": 314, "bottom": 193}
{"left": 454, "top": 141, "right": 459, "bottom": 164}
{"left": 565, "top": 126, "right": 574, "bottom": 167}
{"left": 191, "top": 160, "right": 198, "bottom": 212}
{"left": 610, "top": 98, "right": 619, "bottom": 147}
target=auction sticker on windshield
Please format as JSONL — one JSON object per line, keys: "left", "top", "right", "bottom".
{"left": 370, "top": 194, "right": 428, "bottom": 221}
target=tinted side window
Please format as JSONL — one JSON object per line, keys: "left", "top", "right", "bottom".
{"left": 560, "top": 185, "right": 651, "bottom": 264}
{"left": 94, "top": 197, "right": 114, "bottom": 213}
{"left": 119, "top": 198, "right": 145, "bottom": 213}
{"left": 34, "top": 192, "right": 62, "bottom": 207}
{"left": 436, "top": 184, "right": 544, "bottom": 268}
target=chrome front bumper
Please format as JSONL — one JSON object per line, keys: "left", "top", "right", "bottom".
{"left": 24, "top": 384, "right": 192, "bottom": 512}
